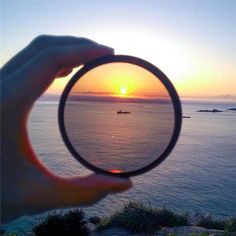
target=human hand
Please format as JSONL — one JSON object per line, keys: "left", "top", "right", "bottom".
{"left": 1, "top": 35, "right": 132, "bottom": 223}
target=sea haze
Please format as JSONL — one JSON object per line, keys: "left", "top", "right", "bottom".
{"left": 28, "top": 99, "right": 236, "bottom": 218}
{"left": 66, "top": 94, "right": 172, "bottom": 104}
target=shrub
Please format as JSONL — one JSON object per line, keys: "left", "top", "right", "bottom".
{"left": 197, "top": 215, "right": 236, "bottom": 232}
{"left": 224, "top": 218, "right": 236, "bottom": 232}
{"left": 33, "top": 210, "right": 89, "bottom": 236}
{"left": 88, "top": 216, "right": 101, "bottom": 225}
{"left": 197, "top": 215, "right": 225, "bottom": 230}
{"left": 97, "top": 201, "right": 188, "bottom": 234}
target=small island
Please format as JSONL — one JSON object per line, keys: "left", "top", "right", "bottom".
{"left": 197, "top": 109, "right": 223, "bottom": 113}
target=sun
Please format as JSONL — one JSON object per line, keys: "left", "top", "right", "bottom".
{"left": 120, "top": 87, "right": 127, "bottom": 95}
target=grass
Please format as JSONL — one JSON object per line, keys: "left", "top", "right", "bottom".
{"left": 97, "top": 201, "right": 188, "bottom": 234}
{"left": 197, "top": 215, "right": 236, "bottom": 232}
{"left": 224, "top": 218, "right": 236, "bottom": 232}
{"left": 32, "top": 209, "right": 89, "bottom": 236}
{"left": 88, "top": 216, "right": 101, "bottom": 225}
{"left": 4, "top": 201, "right": 236, "bottom": 235}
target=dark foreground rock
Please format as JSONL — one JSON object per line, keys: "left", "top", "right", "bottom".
{"left": 3, "top": 202, "right": 236, "bottom": 235}
{"left": 92, "top": 227, "right": 136, "bottom": 236}
{"left": 155, "top": 226, "right": 225, "bottom": 236}
{"left": 90, "top": 226, "right": 234, "bottom": 236}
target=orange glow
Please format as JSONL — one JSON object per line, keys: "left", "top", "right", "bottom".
{"left": 69, "top": 62, "right": 169, "bottom": 98}
{"left": 110, "top": 169, "right": 122, "bottom": 173}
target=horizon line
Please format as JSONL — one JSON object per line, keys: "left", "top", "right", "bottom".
{"left": 42, "top": 93, "right": 236, "bottom": 100}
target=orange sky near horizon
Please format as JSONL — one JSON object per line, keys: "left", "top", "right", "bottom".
{"left": 65, "top": 62, "right": 170, "bottom": 99}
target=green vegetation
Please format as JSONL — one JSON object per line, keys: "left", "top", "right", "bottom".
{"left": 197, "top": 215, "right": 225, "bottom": 230}
{"left": 225, "top": 218, "right": 236, "bottom": 232}
{"left": 33, "top": 209, "right": 89, "bottom": 236}
{"left": 97, "top": 201, "right": 188, "bottom": 234}
{"left": 3, "top": 201, "right": 236, "bottom": 235}
{"left": 88, "top": 215, "right": 101, "bottom": 225}
{"left": 197, "top": 215, "right": 236, "bottom": 232}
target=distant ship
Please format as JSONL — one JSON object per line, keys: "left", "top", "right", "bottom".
{"left": 117, "top": 111, "right": 131, "bottom": 114}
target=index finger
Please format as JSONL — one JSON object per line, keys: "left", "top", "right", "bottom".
{"left": 1, "top": 35, "right": 98, "bottom": 79}
{"left": 4, "top": 43, "right": 114, "bottom": 106}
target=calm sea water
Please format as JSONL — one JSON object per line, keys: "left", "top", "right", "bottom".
{"left": 64, "top": 101, "right": 174, "bottom": 172}
{"left": 4, "top": 99, "right": 236, "bottom": 234}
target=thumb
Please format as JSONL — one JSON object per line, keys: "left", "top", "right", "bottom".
{"left": 47, "top": 174, "right": 132, "bottom": 209}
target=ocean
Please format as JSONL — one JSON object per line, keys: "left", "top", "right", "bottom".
{"left": 64, "top": 100, "right": 174, "bottom": 173}
{"left": 28, "top": 99, "right": 236, "bottom": 216}
{"left": 3, "top": 99, "right": 236, "bottom": 233}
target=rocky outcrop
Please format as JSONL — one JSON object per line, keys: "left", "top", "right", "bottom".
{"left": 92, "top": 227, "right": 136, "bottom": 236}
{"left": 155, "top": 226, "right": 225, "bottom": 236}
{"left": 197, "top": 109, "right": 223, "bottom": 112}
{"left": 89, "top": 225, "right": 232, "bottom": 236}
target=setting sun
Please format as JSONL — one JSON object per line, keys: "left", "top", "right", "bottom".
{"left": 71, "top": 62, "right": 168, "bottom": 98}
{"left": 69, "top": 63, "right": 169, "bottom": 98}
{"left": 120, "top": 87, "right": 127, "bottom": 95}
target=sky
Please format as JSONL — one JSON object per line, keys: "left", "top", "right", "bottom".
{"left": 1, "top": 0, "right": 236, "bottom": 99}
{"left": 70, "top": 62, "right": 169, "bottom": 98}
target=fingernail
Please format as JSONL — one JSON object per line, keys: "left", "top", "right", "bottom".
{"left": 115, "top": 177, "right": 132, "bottom": 186}
{"left": 100, "top": 44, "right": 114, "bottom": 54}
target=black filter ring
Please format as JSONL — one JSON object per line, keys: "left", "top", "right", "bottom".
{"left": 58, "top": 55, "right": 182, "bottom": 177}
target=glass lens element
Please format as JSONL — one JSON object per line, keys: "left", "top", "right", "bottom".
{"left": 64, "top": 62, "right": 174, "bottom": 173}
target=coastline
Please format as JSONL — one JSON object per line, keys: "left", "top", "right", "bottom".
{"left": 2, "top": 202, "right": 236, "bottom": 236}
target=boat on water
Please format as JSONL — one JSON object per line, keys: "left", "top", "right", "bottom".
{"left": 117, "top": 111, "right": 131, "bottom": 114}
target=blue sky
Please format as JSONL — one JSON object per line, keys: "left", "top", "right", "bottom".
{"left": 1, "top": 0, "right": 236, "bottom": 97}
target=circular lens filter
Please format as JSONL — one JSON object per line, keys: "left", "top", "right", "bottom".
{"left": 58, "top": 55, "right": 182, "bottom": 177}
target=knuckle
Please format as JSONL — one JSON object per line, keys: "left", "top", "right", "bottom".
{"left": 30, "top": 35, "right": 51, "bottom": 48}
{"left": 78, "top": 37, "right": 94, "bottom": 44}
